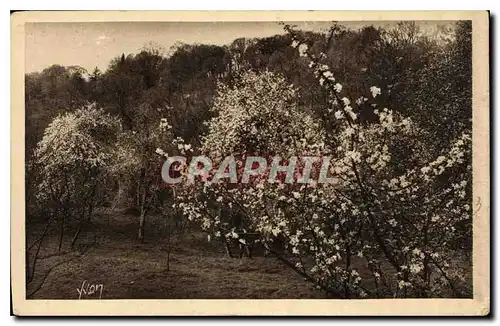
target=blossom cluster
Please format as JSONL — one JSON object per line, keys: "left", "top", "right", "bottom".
{"left": 35, "top": 104, "right": 120, "bottom": 208}
{"left": 168, "top": 25, "right": 472, "bottom": 298}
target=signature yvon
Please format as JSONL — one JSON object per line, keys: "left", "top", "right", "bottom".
{"left": 76, "top": 280, "right": 104, "bottom": 299}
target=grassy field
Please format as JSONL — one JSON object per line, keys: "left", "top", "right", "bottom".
{"left": 26, "top": 208, "right": 472, "bottom": 299}
{"left": 26, "top": 209, "right": 324, "bottom": 299}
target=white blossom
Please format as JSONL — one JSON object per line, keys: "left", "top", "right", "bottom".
{"left": 370, "top": 86, "right": 381, "bottom": 98}
{"left": 298, "top": 43, "right": 308, "bottom": 57}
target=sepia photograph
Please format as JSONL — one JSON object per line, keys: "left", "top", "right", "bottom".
{"left": 11, "top": 11, "right": 490, "bottom": 316}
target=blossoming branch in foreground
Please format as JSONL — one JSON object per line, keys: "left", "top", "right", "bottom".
{"left": 159, "top": 155, "right": 340, "bottom": 185}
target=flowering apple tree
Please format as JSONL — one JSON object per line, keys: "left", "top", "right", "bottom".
{"left": 111, "top": 112, "right": 193, "bottom": 242}
{"left": 166, "top": 26, "right": 472, "bottom": 298}
{"left": 34, "top": 104, "right": 120, "bottom": 250}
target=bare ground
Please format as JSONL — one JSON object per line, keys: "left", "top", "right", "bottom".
{"left": 25, "top": 208, "right": 471, "bottom": 299}
{"left": 26, "top": 209, "right": 325, "bottom": 299}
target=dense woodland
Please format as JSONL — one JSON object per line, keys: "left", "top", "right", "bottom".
{"left": 25, "top": 21, "right": 472, "bottom": 299}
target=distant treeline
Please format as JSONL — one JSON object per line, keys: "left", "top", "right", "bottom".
{"left": 25, "top": 21, "right": 471, "bottom": 160}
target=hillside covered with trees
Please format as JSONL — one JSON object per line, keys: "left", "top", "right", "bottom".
{"left": 25, "top": 21, "right": 472, "bottom": 299}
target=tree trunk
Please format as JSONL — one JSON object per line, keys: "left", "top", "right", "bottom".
{"left": 166, "top": 250, "right": 171, "bottom": 272}
{"left": 138, "top": 210, "right": 146, "bottom": 243}
{"left": 166, "top": 225, "right": 172, "bottom": 272}
{"left": 224, "top": 238, "right": 233, "bottom": 258}
{"left": 71, "top": 222, "right": 84, "bottom": 249}
{"left": 27, "top": 215, "right": 52, "bottom": 284}
{"left": 344, "top": 246, "right": 351, "bottom": 298}
{"left": 58, "top": 213, "right": 66, "bottom": 253}
{"left": 138, "top": 189, "right": 147, "bottom": 243}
